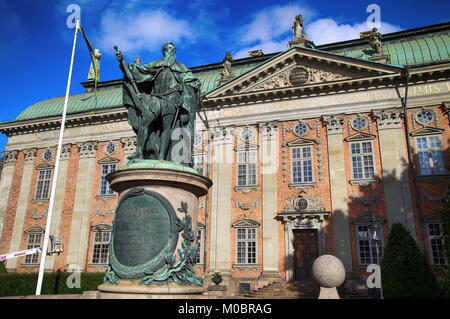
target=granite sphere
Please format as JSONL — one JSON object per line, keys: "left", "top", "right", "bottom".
{"left": 311, "top": 255, "right": 346, "bottom": 288}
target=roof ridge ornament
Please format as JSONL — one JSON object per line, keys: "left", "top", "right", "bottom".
{"left": 219, "top": 52, "right": 233, "bottom": 84}
{"left": 360, "top": 28, "right": 390, "bottom": 63}
{"left": 289, "top": 13, "right": 313, "bottom": 48}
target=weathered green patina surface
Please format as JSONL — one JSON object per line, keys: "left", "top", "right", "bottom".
{"left": 116, "top": 42, "right": 201, "bottom": 163}
{"left": 104, "top": 192, "right": 202, "bottom": 286}
{"left": 112, "top": 189, "right": 173, "bottom": 267}
{"left": 108, "top": 188, "right": 179, "bottom": 279}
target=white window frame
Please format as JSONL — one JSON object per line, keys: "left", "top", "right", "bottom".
{"left": 350, "top": 141, "right": 375, "bottom": 180}
{"left": 99, "top": 163, "right": 116, "bottom": 195}
{"left": 415, "top": 135, "right": 446, "bottom": 176}
{"left": 355, "top": 224, "right": 384, "bottom": 266}
{"left": 91, "top": 230, "right": 111, "bottom": 265}
{"left": 291, "top": 145, "right": 314, "bottom": 184}
{"left": 236, "top": 228, "right": 257, "bottom": 265}
{"left": 24, "top": 228, "right": 44, "bottom": 265}
{"left": 237, "top": 150, "right": 257, "bottom": 187}
{"left": 427, "top": 222, "right": 448, "bottom": 265}
{"left": 35, "top": 168, "right": 53, "bottom": 200}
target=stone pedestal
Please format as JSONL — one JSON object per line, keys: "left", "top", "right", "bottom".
{"left": 97, "top": 160, "right": 212, "bottom": 296}
{"left": 289, "top": 39, "right": 307, "bottom": 48}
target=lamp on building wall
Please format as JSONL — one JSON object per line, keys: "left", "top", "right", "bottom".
{"left": 368, "top": 218, "right": 384, "bottom": 299}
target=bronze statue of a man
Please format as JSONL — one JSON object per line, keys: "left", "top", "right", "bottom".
{"left": 116, "top": 42, "right": 201, "bottom": 164}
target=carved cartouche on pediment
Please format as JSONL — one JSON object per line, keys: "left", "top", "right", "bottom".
{"left": 245, "top": 64, "right": 350, "bottom": 93}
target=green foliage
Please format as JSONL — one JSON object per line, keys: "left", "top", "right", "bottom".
{"left": 0, "top": 272, "right": 104, "bottom": 297}
{"left": 0, "top": 262, "right": 6, "bottom": 273}
{"left": 435, "top": 186, "right": 450, "bottom": 298}
{"left": 381, "top": 222, "right": 443, "bottom": 299}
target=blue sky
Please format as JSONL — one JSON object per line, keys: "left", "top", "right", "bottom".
{"left": 0, "top": 0, "right": 449, "bottom": 154}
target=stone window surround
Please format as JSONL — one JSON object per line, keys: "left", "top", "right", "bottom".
{"left": 346, "top": 133, "right": 378, "bottom": 186}
{"left": 194, "top": 222, "right": 205, "bottom": 267}
{"left": 21, "top": 226, "right": 44, "bottom": 268}
{"left": 410, "top": 128, "right": 447, "bottom": 178}
{"left": 290, "top": 145, "right": 314, "bottom": 185}
{"left": 286, "top": 136, "right": 319, "bottom": 189}
{"left": 352, "top": 214, "right": 385, "bottom": 268}
{"left": 96, "top": 157, "right": 119, "bottom": 199}
{"left": 423, "top": 213, "right": 448, "bottom": 266}
{"left": 234, "top": 142, "right": 259, "bottom": 191}
{"left": 34, "top": 164, "right": 53, "bottom": 201}
{"left": 88, "top": 224, "right": 112, "bottom": 268}
{"left": 232, "top": 219, "right": 261, "bottom": 271}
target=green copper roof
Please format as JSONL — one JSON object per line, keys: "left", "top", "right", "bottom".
{"left": 11, "top": 57, "right": 266, "bottom": 123}
{"left": 329, "top": 32, "right": 450, "bottom": 66}
{"left": 195, "top": 62, "right": 263, "bottom": 94}
{"left": 12, "top": 87, "right": 123, "bottom": 122}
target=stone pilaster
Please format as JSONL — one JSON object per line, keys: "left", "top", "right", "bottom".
{"left": 45, "top": 144, "right": 72, "bottom": 270}
{"left": 66, "top": 141, "right": 98, "bottom": 270}
{"left": 6, "top": 148, "right": 37, "bottom": 271}
{"left": 258, "top": 121, "right": 280, "bottom": 275}
{"left": 0, "top": 150, "right": 18, "bottom": 243}
{"left": 209, "top": 127, "right": 234, "bottom": 273}
{"left": 322, "top": 114, "right": 353, "bottom": 271}
{"left": 372, "top": 108, "right": 416, "bottom": 238}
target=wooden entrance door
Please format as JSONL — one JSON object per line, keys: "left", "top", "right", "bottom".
{"left": 293, "top": 229, "right": 319, "bottom": 281}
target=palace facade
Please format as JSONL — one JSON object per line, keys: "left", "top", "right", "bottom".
{"left": 0, "top": 22, "right": 449, "bottom": 295}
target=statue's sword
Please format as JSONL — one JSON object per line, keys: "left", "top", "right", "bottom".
{"left": 114, "top": 45, "right": 146, "bottom": 116}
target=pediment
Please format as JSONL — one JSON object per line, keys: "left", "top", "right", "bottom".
{"left": 410, "top": 126, "right": 444, "bottom": 136}
{"left": 232, "top": 219, "right": 261, "bottom": 228}
{"left": 98, "top": 156, "right": 119, "bottom": 164}
{"left": 286, "top": 137, "right": 319, "bottom": 147}
{"left": 352, "top": 214, "right": 385, "bottom": 225}
{"left": 345, "top": 132, "right": 376, "bottom": 142}
{"left": 234, "top": 142, "right": 259, "bottom": 152}
{"left": 36, "top": 163, "right": 53, "bottom": 170}
{"left": 206, "top": 46, "right": 402, "bottom": 98}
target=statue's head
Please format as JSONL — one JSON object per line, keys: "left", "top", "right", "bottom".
{"left": 162, "top": 42, "right": 176, "bottom": 56}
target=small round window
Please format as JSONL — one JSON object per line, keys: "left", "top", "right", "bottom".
{"left": 105, "top": 142, "right": 117, "bottom": 155}
{"left": 415, "top": 110, "right": 433, "bottom": 125}
{"left": 351, "top": 116, "right": 368, "bottom": 131}
{"left": 240, "top": 127, "right": 255, "bottom": 141}
{"left": 43, "top": 149, "right": 53, "bottom": 162}
{"left": 293, "top": 122, "right": 308, "bottom": 137}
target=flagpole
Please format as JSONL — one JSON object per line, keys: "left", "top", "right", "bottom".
{"left": 35, "top": 17, "right": 80, "bottom": 296}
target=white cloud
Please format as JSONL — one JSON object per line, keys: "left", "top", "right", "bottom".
{"left": 96, "top": 9, "right": 195, "bottom": 55}
{"left": 234, "top": 4, "right": 314, "bottom": 58}
{"left": 305, "top": 19, "right": 402, "bottom": 45}
{"left": 233, "top": 4, "right": 403, "bottom": 58}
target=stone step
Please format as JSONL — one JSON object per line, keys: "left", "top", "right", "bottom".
{"left": 244, "top": 280, "right": 369, "bottom": 299}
